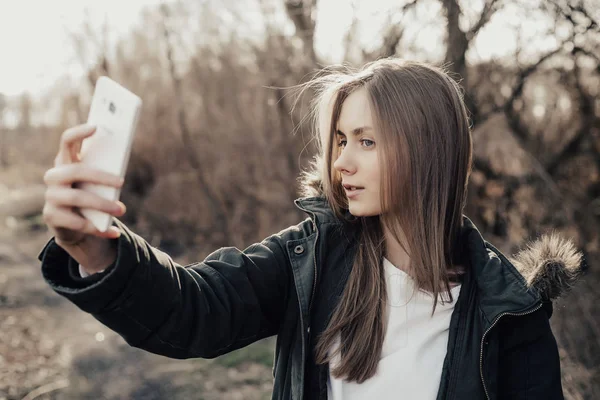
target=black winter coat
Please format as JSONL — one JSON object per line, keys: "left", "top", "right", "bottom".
{"left": 38, "top": 197, "right": 583, "bottom": 399}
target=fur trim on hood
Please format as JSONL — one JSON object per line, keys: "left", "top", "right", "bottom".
{"left": 509, "top": 233, "right": 584, "bottom": 301}
{"left": 298, "top": 168, "right": 325, "bottom": 199}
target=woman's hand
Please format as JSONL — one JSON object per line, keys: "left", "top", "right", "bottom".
{"left": 41, "top": 124, "right": 127, "bottom": 272}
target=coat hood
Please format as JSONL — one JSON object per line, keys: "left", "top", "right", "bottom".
{"left": 507, "top": 233, "right": 583, "bottom": 300}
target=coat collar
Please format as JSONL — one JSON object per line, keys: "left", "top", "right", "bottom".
{"left": 295, "top": 196, "right": 583, "bottom": 320}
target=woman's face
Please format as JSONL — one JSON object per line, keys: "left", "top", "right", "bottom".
{"left": 333, "top": 87, "right": 382, "bottom": 217}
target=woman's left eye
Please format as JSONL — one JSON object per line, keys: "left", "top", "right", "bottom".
{"left": 361, "top": 139, "right": 375, "bottom": 148}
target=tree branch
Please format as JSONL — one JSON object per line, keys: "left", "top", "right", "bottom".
{"left": 492, "top": 45, "right": 578, "bottom": 216}
{"left": 284, "top": 0, "right": 317, "bottom": 66}
{"left": 506, "top": 47, "right": 563, "bottom": 110}
{"left": 467, "top": 0, "right": 501, "bottom": 41}
{"left": 546, "top": 50, "right": 597, "bottom": 175}
{"left": 362, "top": 0, "right": 419, "bottom": 60}
{"left": 568, "top": 2, "right": 600, "bottom": 32}
{"left": 547, "top": 0, "right": 600, "bottom": 33}
{"left": 400, "top": 0, "right": 420, "bottom": 13}
{"left": 501, "top": 46, "right": 564, "bottom": 149}
{"left": 373, "top": 24, "right": 405, "bottom": 59}
{"left": 573, "top": 46, "right": 600, "bottom": 73}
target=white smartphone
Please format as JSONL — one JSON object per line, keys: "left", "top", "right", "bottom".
{"left": 78, "top": 76, "right": 142, "bottom": 232}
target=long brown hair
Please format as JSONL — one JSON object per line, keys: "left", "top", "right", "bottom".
{"left": 299, "top": 58, "right": 473, "bottom": 383}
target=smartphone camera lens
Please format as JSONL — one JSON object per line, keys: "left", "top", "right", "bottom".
{"left": 109, "top": 102, "right": 116, "bottom": 113}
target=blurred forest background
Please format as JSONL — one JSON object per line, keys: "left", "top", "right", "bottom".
{"left": 0, "top": 0, "right": 598, "bottom": 399}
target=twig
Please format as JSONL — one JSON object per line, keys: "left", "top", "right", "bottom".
{"left": 467, "top": 0, "right": 501, "bottom": 41}
{"left": 546, "top": 52, "right": 596, "bottom": 175}
{"left": 21, "top": 379, "right": 69, "bottom": 400}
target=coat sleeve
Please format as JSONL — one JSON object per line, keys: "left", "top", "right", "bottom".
{"left": 38, "top": 218, "right": 302, "bottom": 359}
{"left": 497, "top": 302, "right": 564, "bottom": 400}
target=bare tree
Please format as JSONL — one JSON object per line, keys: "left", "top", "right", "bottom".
{"left": 441, "top": 0, "right": 504, "bottom": 123}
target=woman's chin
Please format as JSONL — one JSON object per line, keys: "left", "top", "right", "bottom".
{"left": 348, "top": 203, "right": 381, "bottom": 217}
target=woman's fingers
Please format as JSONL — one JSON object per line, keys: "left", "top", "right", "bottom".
{"left": 45, "top": 186, "right": 126, "bottom": 216}
{"left": 55, "top": 124, "right": 97, "bottom": 166}
{"left": 43, "top": 204, "right": 122, "bottom": 240}
{"left": 44, "top": 124, "right": 126, "bottom": 246}
{"left": 44, "top": 163, "right": 124, "bottom": 188}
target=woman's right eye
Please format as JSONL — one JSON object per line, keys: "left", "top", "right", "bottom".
{"left": 337, "top": 139, "right": 347, "bottom": 148}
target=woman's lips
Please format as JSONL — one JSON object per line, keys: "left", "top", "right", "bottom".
{"left": 343, "top": 185, "right": 365, "bottom": 199}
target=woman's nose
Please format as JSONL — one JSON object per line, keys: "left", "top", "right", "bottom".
{"left": 333, "top": 147, "right": 356, "bottom": 175}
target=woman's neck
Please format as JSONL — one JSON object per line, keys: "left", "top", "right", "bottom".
{"left": 383, "top": 223, "right": 463, "bottom": 289}
{"left": 383, "top": 224, "right": 412, "bottom": 274}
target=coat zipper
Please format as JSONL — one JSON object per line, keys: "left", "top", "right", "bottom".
{"left": 308, "top": 219, "right": 318, "bottom": 320}
{"left": 295, "top": 202, "right": 319, "bottom": 320}
{"left": 479, "top": 302, "right": 543, "bottom": 400}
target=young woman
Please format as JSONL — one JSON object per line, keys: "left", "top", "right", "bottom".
{"left": 39, "top": 58, "right": 582, "bottom": 399}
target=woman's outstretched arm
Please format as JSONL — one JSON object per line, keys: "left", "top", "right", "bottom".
{"left": 38, "top": 217, "right": 303, "bottom": 359}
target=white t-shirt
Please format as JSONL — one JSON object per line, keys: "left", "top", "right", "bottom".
{"left": 79, "top": 265, "right": 103, "bottom": 277}
{"left": 327, "top": 258, "right": 461, "bottom": 399}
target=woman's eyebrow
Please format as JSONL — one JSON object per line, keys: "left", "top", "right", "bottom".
{"left": 336, "top": 126, "right": 373, "bottom": 136}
